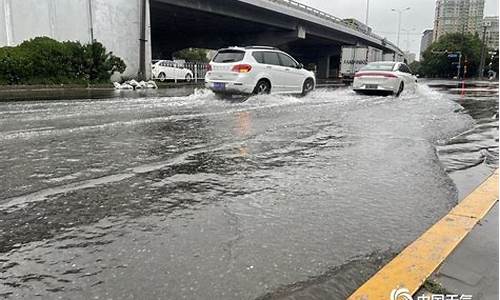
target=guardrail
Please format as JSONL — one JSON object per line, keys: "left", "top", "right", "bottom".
{"left": 268, "top": 0, "right": 344, "bottom": 24}
{"left": 269, "top": 0, "right": 343, "bottom": 24}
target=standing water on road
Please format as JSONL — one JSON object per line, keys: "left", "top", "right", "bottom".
{"left": 0, "top": 83, "right": 496, "bottom": 299}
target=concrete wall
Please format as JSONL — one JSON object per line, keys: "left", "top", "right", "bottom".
{"left": 0, "top": 0, "right": 151, "bottom": 80}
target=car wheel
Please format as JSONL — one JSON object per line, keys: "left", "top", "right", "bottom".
{"left": 185, "top": 74, "right": 192, "bottom": 83}
{"left": 301, "top": 78, "right": 315, "bottom": 96}
{"left": 214, "top": 92, "right": 227, "bottom": 100}
{"left": 395, "top": 82, "right": 404, "bottom": 97}
{"left": 158, "top": 72, "right": 166, "bottom": 82}
{"left": 253, "top": 79, "right": 271, "bottom": 95}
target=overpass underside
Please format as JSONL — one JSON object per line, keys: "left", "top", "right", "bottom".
{"left": 150, "top": 0, "right": 361, "bottom": 79}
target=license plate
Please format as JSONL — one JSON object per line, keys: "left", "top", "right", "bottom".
{"left": 213, "top": 82, "right": 226, "bottom": 91}
{"left": 365, "top": 84, "right": 378, "bottom": 89}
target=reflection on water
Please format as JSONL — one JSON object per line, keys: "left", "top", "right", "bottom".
{"left": 235, "top": 111, "right": 252, "bottom": 157}
{"left": 0, "top": 82, "right": 497, "bottom": 299}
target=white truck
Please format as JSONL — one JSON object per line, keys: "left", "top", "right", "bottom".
{"left": 339, "top": 46, "right": 384, "bottom": 84}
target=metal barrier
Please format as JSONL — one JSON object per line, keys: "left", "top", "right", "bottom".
{"left": 185, "top": 62, "right": 210, "bottom": 83}
{"left": 268, "top": 0, "right": 344, "bottom": 24}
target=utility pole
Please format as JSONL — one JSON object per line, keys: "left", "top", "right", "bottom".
{"left": 138, "top": 0, "right": 148, "bottom": 81}
{"left": 391, "top": 7, "right": 411, "bottom": 47}
{"left": 88, "top": 0, "right": 94, "bottom": 42}
{"left": 478, "top": 22, "right": 490, "bottom": 79}
{"left": 365, "top": 0, "right": 370, "bottom": 25}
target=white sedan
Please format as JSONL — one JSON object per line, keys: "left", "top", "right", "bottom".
{"left": 152, "top": 60, "right": 193, "bottom": 82}
{"left": 352, "top": 61, "right": 418, "bottom": 96}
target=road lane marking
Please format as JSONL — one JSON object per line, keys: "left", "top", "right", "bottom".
{"left": 348, "top": 169, "right": 499, "bottom": 300}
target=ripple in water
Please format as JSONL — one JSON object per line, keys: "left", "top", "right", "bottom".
{"left": 0, "top": 83, "right": 493, "bottom": 299}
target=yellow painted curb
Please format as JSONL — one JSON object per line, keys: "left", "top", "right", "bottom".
{"left": 348, "top": 170, "right": 499, "bottom": 300}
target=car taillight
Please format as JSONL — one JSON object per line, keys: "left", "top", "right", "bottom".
{"left": 355, "top": 72, "right": 397, "bottom": 78}
{"left": 207, "top": 64, "right": 212, "bottom": 71}
{"left": 232, "top": 64, "right": 252, "bottom": 73}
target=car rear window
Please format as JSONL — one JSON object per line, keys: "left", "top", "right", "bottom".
{"left": 213, "top": 50, "right": 245, "bottom": 63}
{"left": 361, "top": 63, "right": 396, "bottom": 71}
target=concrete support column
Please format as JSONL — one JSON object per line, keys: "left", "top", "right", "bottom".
{"left": 317, "top": 56, "right": 331, "bottom": 79}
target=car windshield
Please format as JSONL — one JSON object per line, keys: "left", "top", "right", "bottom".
{"left": 213, "top": 50, "right": 245, "bottom": 63}
{"left": 361, "top": 62, "right": 396, "bottom": 71}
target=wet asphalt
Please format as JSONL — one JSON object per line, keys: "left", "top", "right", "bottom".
{"left": 0, "top": 81, "right": 498, "bottom": 299}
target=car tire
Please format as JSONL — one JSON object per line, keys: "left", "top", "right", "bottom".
{"left": 185, "top": 74, "right": 192, "bottom": 83}
{"left": 214, "top": 92, "right": 227, "bottom": 100}
{"left": 301, "top": 78, "right": 315, "bottom": 96}
{"left": 253, "top": 79, "right": 271, "bottom": 95}
{"left": 158, "top": 72, "right": 166, "bottom": 82}
{"left": 214, "top": 93, "right": 249, "bottom": 102}
{"left": 395, "top": 82, "right": 404, "bottom": 97}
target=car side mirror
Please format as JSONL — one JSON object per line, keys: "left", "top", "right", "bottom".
{"left": 297, "top": 63, "right": 304, "bottom": 69}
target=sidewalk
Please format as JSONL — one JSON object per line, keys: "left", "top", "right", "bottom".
{"left": 427, "top": 202, "right": 498, "bottom": 299}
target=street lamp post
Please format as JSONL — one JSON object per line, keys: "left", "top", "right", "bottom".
{"left": 391, "top": 7, "right": 411, "bottom": 47}
{"left": 478, "top": 21, "right": 491, "bottom": 79}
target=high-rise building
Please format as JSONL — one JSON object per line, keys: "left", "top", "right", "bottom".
{"left": 483, "top": 16, "right": 499, "bottom": 50}
{"left": 420, "top": 29, "right": 434, "bottom": 58}
{"left": 433, "top": 0, "right": 485, "bottom": 42}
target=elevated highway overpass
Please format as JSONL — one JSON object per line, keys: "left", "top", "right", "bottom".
{"left": 151, "top": 0, "right": 404, "bottom": 79}
{"left": 1, "top": 0, "right": 404, "bottom": 80}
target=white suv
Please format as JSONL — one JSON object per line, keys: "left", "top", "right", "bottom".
{"left": 205, "top": 46, "right": 316, "bottom": 97}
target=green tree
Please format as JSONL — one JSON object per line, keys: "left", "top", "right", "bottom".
{"left": 409, "top": 61, "right": 422, "bottom": 75}
{"left": 420, "top": 33, "right": 482, "bottom": 78}
{"left": 172, "top": 48, "right": 209, "bottom": 63}
{"left": 82, "top": 42, "right": 126, "bottom": 82}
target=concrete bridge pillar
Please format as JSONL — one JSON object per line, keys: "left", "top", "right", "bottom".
{"left": 313, "top": 47, "right": 342, "bottom": 80}
{"left": 317, "top": 56, "right": 331, "bottom": 79}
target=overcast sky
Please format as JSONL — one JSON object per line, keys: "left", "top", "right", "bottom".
{"left": 296, "top": 0, "right": 498, "bottom": 58}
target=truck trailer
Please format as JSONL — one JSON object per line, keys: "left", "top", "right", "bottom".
{"left": 339, "top": 46, "right": 384, "bottom": 84}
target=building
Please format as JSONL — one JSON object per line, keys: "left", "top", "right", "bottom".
{"left": 483, "top": 16, "right": 499, "bottom": 50}
{"left": 420, "top": 29, "right": 434, "bottom": 58}
{"left": 433, "top": 0, "right": 485, "bottom": 42}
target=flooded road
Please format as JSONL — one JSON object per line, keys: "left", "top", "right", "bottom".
{"left": 0, "top": 82, "right": 497, "bottom": 299}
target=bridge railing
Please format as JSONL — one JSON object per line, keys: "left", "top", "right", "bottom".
{"left": 268, "top": 0, "right": 344, "bottom": 24}
{"left": 266, "top": 0, "right": 400, "bottom": 52}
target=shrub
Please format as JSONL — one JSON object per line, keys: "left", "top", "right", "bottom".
{"left": 0, "top": 37, "right": 126, "bottom": 85}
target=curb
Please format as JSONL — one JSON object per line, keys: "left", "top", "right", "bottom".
{"left": 348, "top": 170, "right": 499, "bottom": 300}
